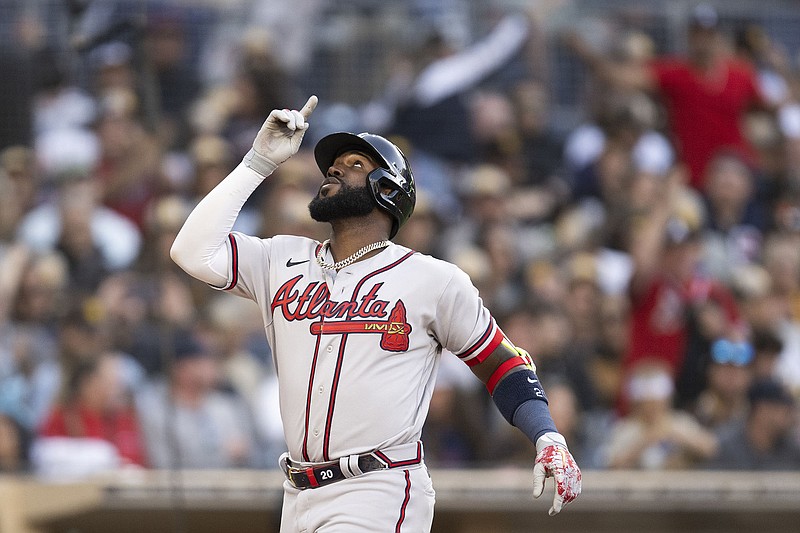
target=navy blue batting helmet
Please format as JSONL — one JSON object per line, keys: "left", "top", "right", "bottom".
{"left": 314, "top": 132, "right": 416, "bottom": 239}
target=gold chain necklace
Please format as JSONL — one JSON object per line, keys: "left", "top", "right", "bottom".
{"left": 315, "top": 239, "right": 390, "bottom": 271}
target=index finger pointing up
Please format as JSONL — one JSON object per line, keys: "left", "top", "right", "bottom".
{"left": 300, "top": 95, "right": 318, "bottom": 119}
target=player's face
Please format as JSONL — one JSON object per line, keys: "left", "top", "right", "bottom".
{"left": 317, "top": 151, "right": 378, "bottom": 197}
{"left": 308, "top": 151, "right": 378, "bottom": 222}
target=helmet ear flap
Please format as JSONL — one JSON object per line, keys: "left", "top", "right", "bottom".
{"left": 368, "top": 168, "right": 415, "bottom": 239}
{"left": 367, "top": 168, "right": 403, "bottom": 238}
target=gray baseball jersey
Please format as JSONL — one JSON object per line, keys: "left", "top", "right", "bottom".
{"left": 216, "top": 233, "right": 504, "bottom": 463}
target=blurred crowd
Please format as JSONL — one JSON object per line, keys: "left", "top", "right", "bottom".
{"left": 2, "top": 0, "right": 800, "bottom": 477}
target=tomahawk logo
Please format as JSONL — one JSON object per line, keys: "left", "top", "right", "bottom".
{"left": 271, "top": 276, "right": 412, "bottom": 351}
{"left": 310, "top": 300, "right": 412, "bottom": 352}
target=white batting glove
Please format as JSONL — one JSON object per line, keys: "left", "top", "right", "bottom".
{"left": 533, "top": 432, "right": 582, "bottom": 516}
{"left": 245, "top": 95, "right": 318, "bottom": 176}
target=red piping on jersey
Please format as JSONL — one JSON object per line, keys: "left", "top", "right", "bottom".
{"left": 302, "top": 333, "right": 324, "bottom": 462}
{"left": 223, "top": 233, "right": 239, "bottom": 291}
{"left": 319, "top": 250, "right": 415, "bottom": 460}
{"left": 322, "top": 334, "right": 348, "bottom": 461}
{"left": 486, "top": 357, "right": 527, "bottom": 395}
{"left": 350, "top": 250, "right": 415, "bottom": 301}
{"left": 395, "top": 470, "right": 412, "bottom": 533}
{"left": 466, "top": 327, "right": 504, "bottom": 367}
{"left": 459, "top": 320, "right": 493, "bottom": 359}
{"left": 460, "top": 320, "right": 504, "bottom": 367}
{"left": 373, "top": 441, "right": 423, "bottom": 468}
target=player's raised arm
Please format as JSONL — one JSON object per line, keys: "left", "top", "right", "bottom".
{"left": 170, "top": 96, "right": 318, "bottom": 285}
{"left": 471, "top": 341, "right": 582, "bottom": 516}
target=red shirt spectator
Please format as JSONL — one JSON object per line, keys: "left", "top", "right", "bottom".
{"left": 39, "top": 353, "right": 147, "bottom": 467}
{"left": 39, "top": 403, "right": 146, "bottom": 467}
{"left": 619, "top": 165, "right": 743, "bottom": 412}
{"left": 626, "top": 273, "right": 741, "bottom": 377}
{"left": 652, "top": 57, "right": 761, "bottom": 188}
{"left": 565, "top": 4, "right": 768, "bottom": 189}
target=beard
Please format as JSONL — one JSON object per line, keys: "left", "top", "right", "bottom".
{"left": 308, "top": 182, "right": 376, "bottom": 222}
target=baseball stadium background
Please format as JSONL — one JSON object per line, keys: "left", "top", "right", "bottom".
{"left": 2, "top": 0, "right": 800, "bottom": 531}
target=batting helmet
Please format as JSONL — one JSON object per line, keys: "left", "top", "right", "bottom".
{"left": 314, "top": 132, "right": 415, "bottom": 239}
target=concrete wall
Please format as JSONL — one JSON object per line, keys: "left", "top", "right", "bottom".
{"left": 3, "top": 469, "right": 799, "bottom": 533}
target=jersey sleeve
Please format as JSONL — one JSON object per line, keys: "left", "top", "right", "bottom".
{"left": 210, "top": 231, "right": 272, "bottom": 303}
{"left": 431, "top": 266, "right": 505, "bottom": 367}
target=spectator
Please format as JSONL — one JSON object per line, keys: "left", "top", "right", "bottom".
{"left": 750, "top": 328, "right": 784, "bottom": 382}
{"left": 92, "top": 271, "right": 193, "bottom": 377}
{"left": 31, "top": 49, "right": 96, "bottom": 136}
{"left": 500, "top": 302, "right": 596, "bottom": 411}
{"left": 88, "top": 41, "right": 138, "bottom": 97}
{"left": 0, "top": 378, "right": 33, "bottom": 473}
{"left": 205, "top": 293, "right": 268, "bottom": 401}
{"left": 441, "top": 163, "right": 542, "bottom": 282}
{"left": 701, "top": 151, "right": 769, "bottom": 283}
{"left": 588, "top": 294, "right": 630, "bottom": 411}
{"left": 706, "top": 379, "right": 800, "bottom": 470}
{"left": 384, "top": 13, "right": 532, "bottom": 164}
{"left": 189, "top": 134, "right": 235, "bottom": 199}
{"left": 16, "top": 170, "right": 142, "bottom": 274}
{"left": 142, "top": 6, "right": 201, "bottom": 149}
{"left": 622, "top": 167, "right": 742, "bottom": 408}
{"left": 568, "top": 139, "right": 637, "bottom": 254}
{"left": 578, "top": 293, "right": 631, "bottom": 469}
{"left": 0, "top": 411, "right": 30, "bottom": 473}
{"left": 761, "top": 233, "right": 800, "bottom": 323}
{"left": 54, "top": 183, "right": 111, "bottom": 294}
{"left": 423, "top": 354, "right": 487, "bottom": 468}
{"left": 135, "top": 195, "right": 194, "bottom": 275}
{"left": 92, "top": 89, "right": 162, "bottom": 230}
{"left": 393, "top": 191, "right": 445, "bottom": 258}
{"left": 511, "top": 79, "right": 565, "bottom": 189}
{"left": 561, "top": 253, "right": 604, "bottom": 346}
{"left": 0, "top": 247, "right": 63, "bottom": 430}
{"left": 603, "top": 361, "right": 718, "bottom": 469}
{"left": 136, "top": 332, "right": 258, "bottom": 469}
{"left": 693, "top": 338, "right": 755, "bottom": 431}
{"left": 733, "top": 263, "right": 800, "bottom": 396}
{"left": 0, "top": 6, "right": 36, "bottom": 149}
{"left": 38, "top": 351, "right": 147, "bottom": 467}
{"left": 0, "top": 146, "right": 39, "bottom": 242}
{"left": 566, "top": 3, "right": 768, "bottom": 189}
{"left": 734, "top": 23, "right": 794, "bottom": 109}
{"left": 218, "top": 36, "right": 291, "bottom": 159}
{"left": 566, "top": 92, "right": 673, "bottom": 204}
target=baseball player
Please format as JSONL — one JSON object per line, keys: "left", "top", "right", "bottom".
{"left": 171, "top": 95, "right": 581, "bottom": 532}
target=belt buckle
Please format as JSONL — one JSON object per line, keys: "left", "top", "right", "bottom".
{"left": 287, "top": 465, "right": 305, "bottom": 476}
{"left": 287, "top": 466, "right": 305, "bottom": 488}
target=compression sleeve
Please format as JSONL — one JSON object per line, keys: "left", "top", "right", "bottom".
{"left": 170, "top": 160, "right": 274, "bottom": 286}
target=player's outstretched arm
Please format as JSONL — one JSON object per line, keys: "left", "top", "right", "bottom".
{"left": 170, "top": 96, "right": 318, "bottom": 285}
{"left": 471, "top": 342, "right": 582, "bottom": 516}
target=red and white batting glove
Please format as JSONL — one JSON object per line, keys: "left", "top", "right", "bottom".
{"left": 245, "top": 95, "right": 318, "bottom": 175}
{"left": 533, "top": 432, "right": 582, "bottom": 516}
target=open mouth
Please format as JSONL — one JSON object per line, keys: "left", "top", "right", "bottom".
{"left": 319, "top": 177, "right": 340, "bottom": 197}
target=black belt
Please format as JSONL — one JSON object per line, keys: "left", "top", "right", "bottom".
{"left": 285, "top": 451, "right": 418, "bottom": 490}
